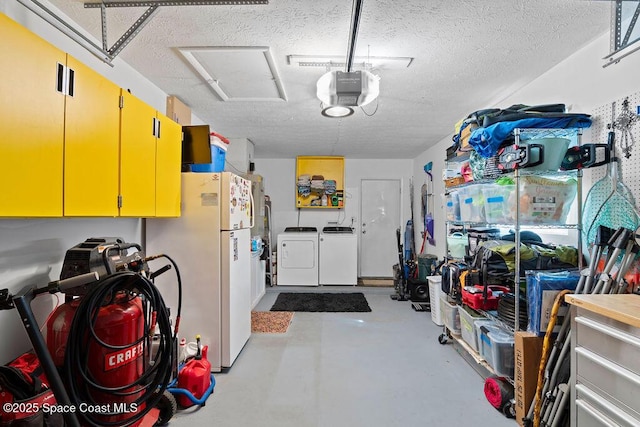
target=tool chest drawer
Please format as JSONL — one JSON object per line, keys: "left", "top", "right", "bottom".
{"left": 575, "top": 314, "right": 640, "bottom": 375}
{"left": 575, "top": 384, "right": 640, "bottom": 427}
{"left": 572, "top": 306, "right": 640, "bottom": 427}
{"left": 575, "top": 347, "right": 640, "bottom": 417}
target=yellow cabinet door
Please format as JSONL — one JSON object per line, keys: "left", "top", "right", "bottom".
{"left": 0, "top": 14, "right": 65, "bottom": 217}
{"left": 119, "top": 91, "right": 157, "bottom": 217}
{"left": 64, "top": 55, "right": 121, "bottom": 216}
{"left": 155, "top": 114, "right": 182, "bottom": 217}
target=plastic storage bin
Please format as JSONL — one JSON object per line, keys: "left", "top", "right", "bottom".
{"left": 447, "top": 232, "right": 468, "bottom": 259}
{"left": 457, "top": 184, "right": 486, "bottom": 223}
{"left": 428, "top": 276, "right": 443, "bottom": 326}
{"left": 518, "top": 175, "right": 577, "bottom": 224}
{"left": 482, "top": 184, "right": 516, "bottom": 223}
{"left": 474, "top": 320, "right": 497, "bottom": 360}
{"left": 458, "top": 305, "right": 486, "bottom": 352}
{"left": 191, "top": 139, "right": 228, "bottom": 172}
{"left": 526, "top": 269, "right": 580, "bottom": 336}
{"left": 445, "top": 191, "right": 461, "bottom": 221}
{"left": 521, "top": 137, "right": 571, "bottom": 172}
{"left": 488, "top": 329, "right": 515, "bottom": 378}
{"left": 477, "top": 322, "right": 503, "bottom": 365}
{"left": 440, "top": 295, "right": 461, "bottom": 335}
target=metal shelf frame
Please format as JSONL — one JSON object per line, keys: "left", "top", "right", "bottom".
{"left": 443, "top": 127, "right": 584, "bottom": 335}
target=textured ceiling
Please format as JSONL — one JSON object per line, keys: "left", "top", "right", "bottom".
{"left": 47, "top": 0, "right": 612, "bottom": 159}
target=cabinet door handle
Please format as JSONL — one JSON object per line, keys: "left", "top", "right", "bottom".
{"left": 56, "top": 63, "right": 65, "bottom": 93}
{"left": 152, "top": 117, "right": 157, "bottom": 136}
{"left": 156, "top": 119, "right": 161, "bottom": 138}
{"left": 66, "top": 67, "right": 75, "bottom": 97}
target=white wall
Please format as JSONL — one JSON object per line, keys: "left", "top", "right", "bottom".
{"left": 0, "top": 2, "right": 199, "bottom": 364}
{"left": 254, "top": 158, "right": 413, "bottom": 268}
{"left": 412, "top": 31, "right": 640, "bottom": 259}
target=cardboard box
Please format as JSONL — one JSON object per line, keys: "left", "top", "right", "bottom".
{"left": 166, "top": 95, "right": 191, "bottom": 125}
{"left": 514, "top": 331, "right": 544, "bottom": 426}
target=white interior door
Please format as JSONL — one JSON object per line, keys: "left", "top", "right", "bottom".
{"left": 359, "top": 179, "right": 401, "bottom": 278}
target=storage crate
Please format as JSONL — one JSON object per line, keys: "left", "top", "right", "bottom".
{"left": 191, "top": 143, "right": 227, "bottom": 172}
{"left": 518, "top": 175, "right": 577, "bottom": 225}
{"left": 482, "top": 184, "right": 516, "bottom": 223}
{"left": 458, "top": 305, "right": 486, "bottom": 352}
{"left": 445, "top": 191, "right": 461, "bottom": 221}
{"left": 477, "top": 322, "right": 503, "bottom": 365}
{"left": 428, "top": 276, "right": 443, "bottom": 326}
{"left": 440, "top": 295, "right": 461, "bottom": 335}
{"left": 474, "top": 320, "right": 497, "bottom": 361}
{"left": 444, "top": 176, "right": 465, "bottom": 188}
{"left": 457, "top": 184, "right": 486, "bottom": 223}
{"left": 447, "top": 232, "right": 468, "bottom": 259}
{"left": 488, "top": 329, "right": 515, "bottom": 378}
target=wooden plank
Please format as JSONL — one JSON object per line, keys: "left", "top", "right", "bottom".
{"left": 565, "top": 294, "right": 640, "bottom": 329}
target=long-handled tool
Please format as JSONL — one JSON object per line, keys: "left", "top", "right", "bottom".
{"left": 390, "top": 228, "right": 409, "bottom": 301}
{"left": 422, "top": 162, "right": 435, "bottom": 249}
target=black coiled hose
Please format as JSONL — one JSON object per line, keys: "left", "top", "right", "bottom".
{"left": 64, "top": 271, "right": 174, "bottom": 427}
{"left": 497, "top": 293, "right": 528, "bottom": 330}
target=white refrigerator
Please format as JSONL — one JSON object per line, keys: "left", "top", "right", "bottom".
{"left": 146, "top": 172, "right": 253, "bottom": 371}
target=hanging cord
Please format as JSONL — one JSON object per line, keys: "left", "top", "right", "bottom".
{"left": 360, "top": 98, "right": 379, "bottom": 116}
{"left": 64, "top": 271, "right": 174, "bottom": 427}
{"left": 147, "top": 253, "right": 183, "bottom": 338}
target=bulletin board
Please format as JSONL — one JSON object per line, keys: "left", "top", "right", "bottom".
{"left": 295, "top": 156, "right": 345, "bottom": 208}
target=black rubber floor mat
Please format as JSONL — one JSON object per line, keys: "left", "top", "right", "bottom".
{"left": 270, "top": 292, "right": 372, "bottom": 312}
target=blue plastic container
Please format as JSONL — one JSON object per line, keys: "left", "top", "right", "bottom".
{"left": 526, "top": 269, "right": 579, "bottom": 335}
{"left": 191, "top": 144, "right": 226, "bottom": 172}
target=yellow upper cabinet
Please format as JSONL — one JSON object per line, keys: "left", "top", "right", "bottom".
{"left": 63, "top": 55, "right": 121, "bottom": 217}
{"left": 119, "top": 90, "right": 157, "bottom": 217}
{"left": 119, "top": 92, "right": 182, "bottom": 217}
{"left": 0, "top": 14, "right": 65, "bottom": 217}
{"left": 0, "top": 14, "right": 182, "bottom": 218}
{"left": 155, "top": 113, "right": 182, "bottom": 217}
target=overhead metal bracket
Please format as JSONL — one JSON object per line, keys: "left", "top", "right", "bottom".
{"left": 17, "top": 0, "right": 268, "bottom": 65}
{"left": 603, "top": 0, "right": 640, "bottom": 67}
{"left": 84, "top": 1, "right": 268, "bottom": 61}
{"left": 99, "top": 4, "right": 160, "bottom": 59}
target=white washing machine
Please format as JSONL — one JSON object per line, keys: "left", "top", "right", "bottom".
{"left": 319, "top": 227, "right": 358, "bottom": 285}
{"left": 277, "top": 227, "right": 319, "bottom": 286}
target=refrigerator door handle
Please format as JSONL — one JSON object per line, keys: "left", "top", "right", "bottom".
{"left": 249, "top": 186, "right": 255, "bottom": 229}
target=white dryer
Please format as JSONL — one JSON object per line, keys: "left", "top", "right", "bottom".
{"left": 277, "top": 227, "right": 319, "bottom": 286}
{"left": 319, "top": 227, "right": 358, "bottom": 285}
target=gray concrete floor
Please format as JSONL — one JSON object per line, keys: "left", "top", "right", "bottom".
{"left": 168, "top": 286, "right": 516, "bottom": 427}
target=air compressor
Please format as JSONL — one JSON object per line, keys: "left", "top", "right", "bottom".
{"left": 45, "top": 237, "right": 179, "bottom": 427}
